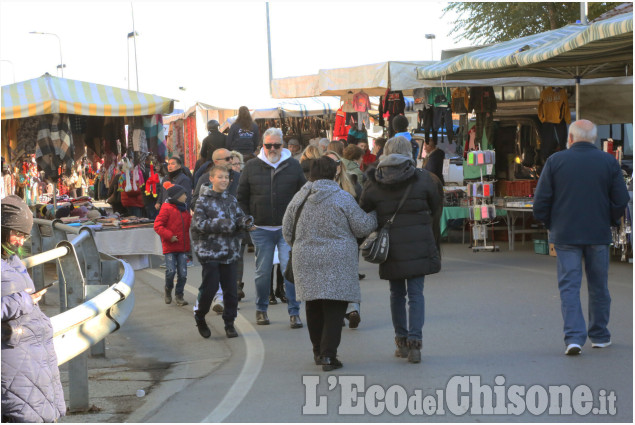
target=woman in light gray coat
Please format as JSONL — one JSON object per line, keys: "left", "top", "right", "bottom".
{"left": 283, "top": 157, "right": 376, "bottom": 371}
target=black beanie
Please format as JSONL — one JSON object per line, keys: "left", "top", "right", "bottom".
{"left": 1, "top": 195, "right": 33, "bottom": 235}
{"left": 167, "top": 184, "right": 186, "bottom": 200}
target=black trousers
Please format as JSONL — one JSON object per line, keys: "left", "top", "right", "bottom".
{"left": 433, "top": 107, "right": 454, "bottom": 143}
{"left": 420, "top": 107, "right": 436, "bottom": 144}
{"left": 196, "top": 261, "right": 238, "bottom": 326}
{"left": 306, "top": 299, "right": 348, "bottom": 358}
{"left": 540, "top": 121, "right": 568, "bottom": 161}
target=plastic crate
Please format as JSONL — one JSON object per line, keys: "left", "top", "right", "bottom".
{"left": 534, "top": 239, "right": 549, "bottom": 255}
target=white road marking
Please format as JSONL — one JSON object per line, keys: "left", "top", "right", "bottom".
{"left": 144, "top": 268, "right": 264, "bottom": 422}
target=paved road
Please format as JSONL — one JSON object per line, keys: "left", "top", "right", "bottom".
{"left": 118, "top": 242, "right": 633, "bottom": 423}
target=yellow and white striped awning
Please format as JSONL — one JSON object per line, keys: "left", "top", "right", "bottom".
{"left": 1, "top": 73, "right": 174, "bottom": 119}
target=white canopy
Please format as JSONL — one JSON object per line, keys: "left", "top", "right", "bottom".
{"left": 271, "top": 61, "right": 435, "bottom": 98}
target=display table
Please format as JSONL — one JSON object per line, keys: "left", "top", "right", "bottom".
{"left": 441, "top": 206, "right": 507, "bottom": 238}
{"left": 501, "top": 208, "right": 546, "bottom": 251}
{"left": 69, "top": 226, "right": 162, "bottom": 270}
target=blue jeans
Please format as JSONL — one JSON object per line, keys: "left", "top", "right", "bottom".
{"left": 250, "top": 228, "right": 300, "bottom": 316}
{"left": 555, "top": 244, "right": 611, "bottom": 346}
{"left": 165, "top": 252, "right": 188, "bottom": 296}
{"left": 389, "top": 276, "right": 425, "bottom": 341}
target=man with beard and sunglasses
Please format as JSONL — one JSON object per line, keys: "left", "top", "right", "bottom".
{"left": 237, "top": 127, "right": 306, "bottom": 328}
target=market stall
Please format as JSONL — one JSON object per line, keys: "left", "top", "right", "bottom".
{"left": 415, "top": 10, "right": 633, "bottom": 255}
{"left": 1, "top": 73, "right": 174, "bottom": 268}
{"left": 163, "top": 102, "right": 237, "bottom": 170}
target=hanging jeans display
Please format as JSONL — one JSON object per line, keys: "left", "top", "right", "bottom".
{"left": 433, "top": 106, "right": 453, "bottom": 143}
{"left": 419, "top": 107, "right": 435, "bottom": 143}
{"left": 474, "top": 112, "right": 494, "bottom": 148}
{"left": 540, "top": 120, "right": 568, "bottom": 161}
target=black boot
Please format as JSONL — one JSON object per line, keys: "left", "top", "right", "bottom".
{"left": 194, "top": 314, "right": 211, "bottom": 338}
{"left": 164, "top": 287, "right": 172, "bottom": 304}
{"left": 237, "top": 281, "right": 245, "bottom": 301}
{"left": 321, "top": 357, "right": 343, "bottom": 371}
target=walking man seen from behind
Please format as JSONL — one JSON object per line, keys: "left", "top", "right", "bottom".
{"left": 533, "top": 119, "right": 629, "bottom": 356}
{"left": 237, "top": 127, "right": 306, "bottom": 328}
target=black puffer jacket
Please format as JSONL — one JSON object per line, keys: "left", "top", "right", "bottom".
{"left": 199, "top": 130, "right": 227, "bottom": 161}
{"left": 360, "top": 154, "right": 443, "bottom": 280}
{"left": 237, "top": 152, "right": 306, "bottom": 226}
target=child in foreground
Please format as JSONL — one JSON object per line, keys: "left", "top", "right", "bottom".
{"left": 191, "top": 165, "right": 253, "bottom": 338}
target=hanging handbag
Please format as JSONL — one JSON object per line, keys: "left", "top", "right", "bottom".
{"left": 361, "top": 183, "right": 413, "bottom": 264}
{"left": 283, "top": 192, "right": 310, "bottom": 284}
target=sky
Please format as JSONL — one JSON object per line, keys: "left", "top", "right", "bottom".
{"left": 0, "top": 0, "right": 473, "bottom": 110}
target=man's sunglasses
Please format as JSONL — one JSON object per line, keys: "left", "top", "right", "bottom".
{"left": 216, "top": 156, "right": 232, "bottom": 162}
{"left": 264, "top": 144, "right": 282, "bottom": 150}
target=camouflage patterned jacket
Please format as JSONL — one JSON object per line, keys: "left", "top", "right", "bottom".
{"left": 191, "top": 185, "right": 253, "bottom": 264}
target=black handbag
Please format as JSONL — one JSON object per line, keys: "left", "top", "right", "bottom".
{"left": 361, "top": 183, "right": 413, "bottom": 264}
{"left": 284, "top": 193, "right": 309, "bottom": 284}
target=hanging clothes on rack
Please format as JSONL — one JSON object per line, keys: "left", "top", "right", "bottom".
{"left": 468, "top": 86, "right": 497, "bottom": 147}
{"left": 430, "top": 87, "right": 453, "bottom": 144}
{"left": 353, "top": 90, "right": 371, "bottom": 130}
{"left": 538, "top": 87, "right": 571, "bottom": 157}
{"left": 452, "top": 87, "right": 470, "bottom": 147}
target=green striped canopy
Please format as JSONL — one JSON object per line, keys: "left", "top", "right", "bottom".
{"left": 1, "top": 73, "right": 174, "bottom": 119}
{"left": 417, "top": 12, "right": 632, "bottom": 80}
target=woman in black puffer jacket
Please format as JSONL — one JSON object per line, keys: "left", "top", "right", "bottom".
{"left": 359, "top": 136, "right": 443, "bottom": 364}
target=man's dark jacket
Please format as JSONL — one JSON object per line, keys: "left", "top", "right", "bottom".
{"left": 200, "top": 130, "right": 227, "bottom": 161}
{"left": 237, "top": 156, "right": 306, "bottom": 226}
{"left": 533, "top": 142, "right": 629, "bottom": 245}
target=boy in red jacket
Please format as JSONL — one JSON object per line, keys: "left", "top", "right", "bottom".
{"left": 153, "top": 184, "right": 192, "bottom": 306}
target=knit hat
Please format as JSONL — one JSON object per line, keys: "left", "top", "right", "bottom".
{"left": 166, "top": 184, "right": 186, "bottom": 200}
{"left": 1, "top": 195, "right": 33, "bottom": 235}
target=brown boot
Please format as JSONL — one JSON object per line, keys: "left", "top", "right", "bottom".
{"left": 394, "top": 336, "right": 408, "bottom": 358}
{"left": 407, "top": 339, "right": 422, "bottom": 363}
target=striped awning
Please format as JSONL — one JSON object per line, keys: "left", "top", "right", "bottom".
{"left": 278, "top": 97, "right": 340, "bottom": 118}
{"left": 1, "top": 73, "right": 174, "bottom": 119}
{"left": 417, "top": 12, "right": 632, "bottom": 80}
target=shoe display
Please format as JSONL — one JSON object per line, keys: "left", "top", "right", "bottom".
{"left": 290, "top": 315, "right": 303, "bottom": 329}
{"left": 195, "top": 314, "right": 211, "bottom": 339}
{"left": 269, "top": 294, "right": 278, "bottom": 305}
{"left": 212, "top": 299, "right": 224, "bottom": 313}
{"left": 256, "top": 311, "right": 270, "bottom": 325}
{"left": 407, "top": 340, "right": 422, "bottom": 363}
{"left": 592, "top": 341, "right": 612, "bottom": 348}
{"left": 175, "top": 295, "right": 188, "bottom": 306}
{"left": 164, "top": 287, "right": 172, "bottom": 304}
{"left": 347, "top": 311, "right": 360, "bottom": 329}
{"left": 225, "top": 324, "right": 238, "bottom": 338}
{"left": 394, "top": 336, "right": 408, "bottom": 358}
{"left": 321, "top": 357, "right": 343, "bottom": 372}
{"left": 565, "top": 343, "right": 582, "bottom": 355}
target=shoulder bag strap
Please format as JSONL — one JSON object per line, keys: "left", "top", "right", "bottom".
{"left": 386, "top": 183, "right": 413, "bottom": 226}
{"left": 290, "top": 193, "right": 310, "bottom": 245}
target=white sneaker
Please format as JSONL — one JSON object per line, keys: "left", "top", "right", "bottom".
{"left": 592, "top": 341, "right": 612, "bottom": 348}
{"left": 212, "top": 299, "right": 224, "bottom": 314}
{"left": 565, "top": 343, "right": 582, "bottom": 355}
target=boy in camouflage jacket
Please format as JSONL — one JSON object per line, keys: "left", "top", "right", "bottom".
{"left": 191, "top": 166, "right": 253, "bottom": 338}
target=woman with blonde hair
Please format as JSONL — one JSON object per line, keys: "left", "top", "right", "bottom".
{"left": 300, "top": 145, "right": 322, "bottom": 180}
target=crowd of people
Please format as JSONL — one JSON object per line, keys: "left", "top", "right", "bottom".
{"left": 146, "top": 109, "right": 445, "bottom": 372}
{"left": 1, "top": 113, "right": 627, "bottom": 421}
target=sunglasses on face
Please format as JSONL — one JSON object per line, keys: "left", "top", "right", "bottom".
{"left": 264, "top": 144, "right": 282, "bottom": 150}
{"left": 216, "top": 156, "right": 232, "bottom": 162}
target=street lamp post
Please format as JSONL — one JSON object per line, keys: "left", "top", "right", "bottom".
{"left": 0, "top": 59, "right": 16, "bottom": 83}
{"left": 130, "top": 2, "right": 139, "bottom": 92}
{"left": 126, "top": 31, "right": 139, "bottom": 90}
{"left": 425, "top": 34, "right": 435, "bottom": 61}
{"left": 29, "top": 31, "right": 64, "bottom": 77}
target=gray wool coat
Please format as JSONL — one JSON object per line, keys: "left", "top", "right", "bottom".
{"left": 282, "top": 179, "right": 377, "bottom": 303}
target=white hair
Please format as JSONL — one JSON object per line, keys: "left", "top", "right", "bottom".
{"left": 263, "top": 127, "right": 283, "bottom": 143}
{"left": 318, "top": 138, "right": 330, "bottom": 148}
{"left": 568, "top": 120, "right": 597, "bottom": 144}
{"left": 384, "top": 136, "right": 413, "bottom": 158}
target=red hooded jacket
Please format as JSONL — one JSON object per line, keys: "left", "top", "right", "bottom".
{"left": 153, "top": 202, "right": 192, "bottom": 254}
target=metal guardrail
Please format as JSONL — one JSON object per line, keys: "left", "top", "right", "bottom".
{"left": 27, "top": 218, "right": 135, "bottom": 412}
